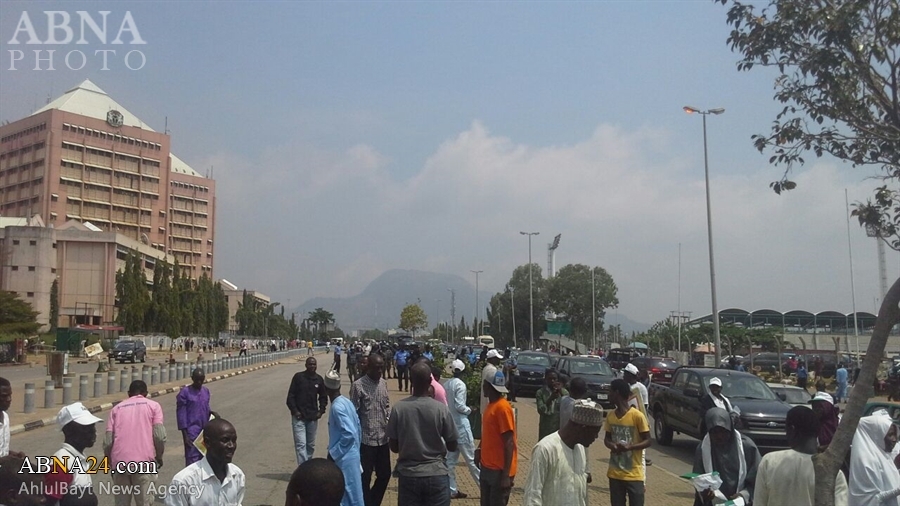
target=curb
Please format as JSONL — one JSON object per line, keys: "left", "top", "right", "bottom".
{"left": 10, "top": 360, "right": 287, "bottom": 435}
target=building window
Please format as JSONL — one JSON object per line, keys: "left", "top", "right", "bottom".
{"left": 29, "top": 240, "right": 36, "bottom": 246}
{"left": 28, "top": 266, "right": 35, "bottom": 271}
{"left": 12, "top": 240, "right": 19, "bottom": 245}
{"left": 52, "top": 242, "right": 57, "bottom": 249}
{"left": 26, "top": 292, "right": 34, "bottom": 297}
{"left": 51, "top": 268, "right": 56, "bottom": 273}
{"left": 11, "top": 266, "right": 18, "bottom": 271}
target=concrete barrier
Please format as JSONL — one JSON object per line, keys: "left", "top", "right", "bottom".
{"left": 79, "top": 375, "right": 89, "bottom": 401}
{"left": 120, "top": 367, "right": 130, "bottom": 392}
{"left": 108, "top": 372, "right": 116, "bottom": 395}
{"left": 62, "top": 377, "right": 72, "bottom": 405}
{"left": 151, "top": 366, "right": 159, "bottom": 386}
{"left": 142, "top": 367, "right": 150, "bottom": 386}
{"left": 44, "top": 380, "right": 55, "bottom": 409}
{"left": 93, "top": 373, "right": 103, "bottom": 398}
{"left": 24, "top": 383, "right": 34, "bottom": 414}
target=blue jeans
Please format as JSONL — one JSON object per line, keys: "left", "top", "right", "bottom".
{"left": 291, "top": 417, "right": 317, "bottom": 465}
{"left": 447, "top": 439, "right": 479, "bottom": 494}
{"left": 397, "top": 475, "right": 450, "bottom": 506}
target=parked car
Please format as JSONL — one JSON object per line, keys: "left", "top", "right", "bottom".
{"left": 514, "top": 351, "right": 553, "bottom": 396}
{"left": 767, "top": 383, "right": 812, "bottom": 407}
{"left": 554, "top": 356, "right": 617, "bottom": 408}
{"left": 110, "top": 339, "right": 147, "bottom": 363}
{"left": 605, "top": 347, "right": 645, "bottom": 372}
{"left": 650, "top": 367, "right": 792, "bottom": 449}
{"left": 630, "top": 356, "right": 680, "bottom": 386}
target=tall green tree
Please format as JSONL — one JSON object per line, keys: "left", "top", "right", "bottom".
{"left": 0, "top": 290, "right": 40, "bottom": 335}
{"left": 399, "top": 304, "right": 428, "bottom": 335}
{"left": 115, "top": 253, "right": 150, "bottom": 333}
{"left": 547, "top": 264, "right": 619, "bottom": 347}
{"left": 307, "top": 308, "right": 335, "bottom": 340}
{"left": 49, "top": 278, "right": 59, "bottom": 333}
{"left": 717, "top": 1, "right": 900, "bottom": 502}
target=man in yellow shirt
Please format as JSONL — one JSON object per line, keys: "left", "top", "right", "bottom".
{"left": 604, "top": 379, "right": 651, "bottom": 506}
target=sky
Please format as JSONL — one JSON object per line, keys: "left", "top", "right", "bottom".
{"left": 1, "top": 1, "right": 896, "bottom": 327}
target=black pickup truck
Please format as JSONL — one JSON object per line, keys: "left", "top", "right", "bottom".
{"left": 649, "top": 367, "right": 792, "bottom": 449}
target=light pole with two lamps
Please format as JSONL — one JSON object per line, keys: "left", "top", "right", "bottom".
{"left": 683, "top": 105, "right": 725, "bottom": 366}
{"left": 520, "top": 231, "right": 539, "bottom": 351}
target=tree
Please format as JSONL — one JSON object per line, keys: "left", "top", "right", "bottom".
{"left": 0, "top": 290, "right": 40, "bottom": 336}
{"left": 716, "top": 1, "right": 900, "bottom": 503}
{"left": 49, "top": 278, "right": 59, "bottom": 333}
{"left": 307, "top": 308, "right": 335, "bottom": 340}
{"left": 399, "top": 304, "right": 428, "bottom": 335}
{"left": 547, "top": 264, "right": 619, "bottom": 346}
{"left": 115, "top": 253, "right": 150, "bottom": 333}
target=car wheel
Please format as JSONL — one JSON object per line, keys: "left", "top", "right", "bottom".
{"left": 130, "top": 356, "right": 136, "bottom": 363}
{"left": 654, "top": 409, "right": 673, "bottom": 446}
{"left": 140, "top": 354, "right": 145, "bottom": 363}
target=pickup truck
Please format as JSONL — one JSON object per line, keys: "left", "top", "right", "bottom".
{"left": 649, "top": 367, "right": 792, "bottom": 449}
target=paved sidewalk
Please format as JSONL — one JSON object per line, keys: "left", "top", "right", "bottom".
{"left": 5, "top": 348, "right": 327, "bottom": 435}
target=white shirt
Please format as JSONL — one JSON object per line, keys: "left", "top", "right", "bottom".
{"left": 0, "top": 411, "right": 10, "bottom": 457}
{"left": 755, "top": 449, "right": 848, "bottom": 506}
{"left": 523, "top": 432, "right": 587, "bottom": 506}
{"left": 165, "top": 457, "right": 245, "bottom": 506}
{"left": 480, "top": 363, "right": 498, "bottom": 418}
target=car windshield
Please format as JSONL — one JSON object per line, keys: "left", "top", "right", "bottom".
{"left": 717, "top": 376, "right": 778, "bottom": 400}
{"left": 570, "top": 360, "right": 613, "bottom": 376}
{"left": 780, "top": 388, "right": 811, "bottom": 404}
{"left": 518, "top": 355, "right": 550, "bottom": 367}
{"left": 115, "top": 342, "right": 135, "bottom": 350}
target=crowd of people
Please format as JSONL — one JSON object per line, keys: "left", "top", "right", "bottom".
{"left": 3, "top": 342, "right": 900, "bottom": 506}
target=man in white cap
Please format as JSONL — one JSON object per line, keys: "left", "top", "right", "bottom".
{"left": 444, "top": 359, "right": 479, "bottom": 499}
{"left": 700, "top": 377, "right": 733, "bottom": 435}
{"left": 44, "top": 402, "right": 104, "bottom": 506}
{"left": 481, "top": 349, "right": 504, "bottom": 419}
{"left": 323, "top": 369, "right": 363, "bottom": 506}
{"left": 623, "top": 364, "right": 650, "bottom": 468}
{"left": 809, "top": 391, "right": 840, "bottom": 450}
{"left": 523, "top": 399, "right": 605, "bottom": 506}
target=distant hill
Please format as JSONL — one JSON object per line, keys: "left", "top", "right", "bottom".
{"left": 294, "top": 269, "right": 652, "bottom": 336}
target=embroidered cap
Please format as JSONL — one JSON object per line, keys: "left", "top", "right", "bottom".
{"left": 570, "top": 399, "right": 605, "bottom": 427}
{"left": 324, "top": 369, "right": 342, "bottom": 390}
{"left": 624, "top": 363, "right": 639, "bottom": 376}
{"left": 451, "top": 359, "right": 465, "bottom": 372}
{"left": 809, "top": 391, "right": 834, "bottom": 405}
{"left": 708, "top": 377, "right": 722, "bottom": 387}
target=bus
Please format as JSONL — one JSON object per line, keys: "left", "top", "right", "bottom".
{"left": 477, "top": 335, "right": 495, "bottom": 349}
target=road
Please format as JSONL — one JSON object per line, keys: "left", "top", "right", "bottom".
{"left": 11, "top": 352, "right": 700, "bottom": 505}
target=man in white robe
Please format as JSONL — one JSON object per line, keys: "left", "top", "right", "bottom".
{"left": 523, "top": 399, "right": 605, "bottom": 506}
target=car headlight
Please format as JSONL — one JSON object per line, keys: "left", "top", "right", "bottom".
{"left": 126, "top": 350, "right": 133, "bottom": 354}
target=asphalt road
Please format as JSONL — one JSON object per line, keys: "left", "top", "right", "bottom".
{"left": 10, "top": 352, "right": 702, "bottom": 505}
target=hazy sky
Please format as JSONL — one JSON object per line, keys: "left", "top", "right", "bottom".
{"left": 1, "top": 1, "right": 895, "bottom": 326}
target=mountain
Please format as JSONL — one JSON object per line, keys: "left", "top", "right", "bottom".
{"left": 294, "top": 269, "right": 652, "bottom": 336}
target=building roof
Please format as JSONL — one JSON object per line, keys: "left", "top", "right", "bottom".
{"left": 33, "top": 79, "right": 203, "bottom": 178}
{"left": 33, "top": 79, "right": 153, "bottom": 131}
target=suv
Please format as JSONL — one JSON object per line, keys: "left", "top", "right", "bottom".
{"left": 111, "top": 340, "right": 147, "bottom": 363}
{"left": 605, "top": 348, "right": 644, "bottom": 372}
{"left": 514, "top": 351, "right": 552, "bottom": 396}
{"left": 554, "top": 356, "right": 617, "bottom": 408}
{"left": 630, "top": 356, "right": 680, "bottom": 386}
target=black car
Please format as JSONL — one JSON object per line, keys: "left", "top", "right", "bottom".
{"left": 110, "top": 340, "right": 146, "bottom": 363}
{"left": 554, "top": 356, "right": 617, "bottom": 408}
{"left": 630, "top": 356, "right": 680, "bottom": 386}
{"left": 605, "top": 347, "right": 645, "bottom": 372}
{"left": 514, "top": 351, "right": 552, "bottom": 396}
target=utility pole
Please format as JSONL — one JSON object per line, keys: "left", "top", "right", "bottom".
{"left": 520, "top": 231, "right": 539, "bottom": 351}
{"left": 471, "top": 270, "right": 483, "bottom": 335}
{"left": 447, "top": 288, "right": 456, "bottom": 343}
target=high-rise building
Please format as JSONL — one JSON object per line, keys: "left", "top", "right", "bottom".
{"left": 0, "top": 79, "right": 215, "bottom": 278}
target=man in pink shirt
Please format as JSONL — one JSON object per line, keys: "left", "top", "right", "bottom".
{"left": 105, "top": 380, "right": 166, "bottom": 506}
{"left": 429, "top": 362, "right": 448, "bottom": 405}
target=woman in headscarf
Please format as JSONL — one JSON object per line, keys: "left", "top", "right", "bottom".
{"left": 809, "top": 391, "right": 841, "bottom": 450}
{"left": 849, "top": 410, "right": 900, "bottom": 506}
{"left": 692, "top": 408, "right": 761, "bottom": 506}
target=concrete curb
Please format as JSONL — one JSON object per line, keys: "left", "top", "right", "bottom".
{"left": 9, "top": 360, "right": 286, "bottom": 435}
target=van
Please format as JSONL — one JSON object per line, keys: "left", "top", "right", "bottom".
{"left": 478, "top": 335, "right": 495, "bottom": 349}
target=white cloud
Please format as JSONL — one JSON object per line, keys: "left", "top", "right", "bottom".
{"left": 207, "top": 120, "right": 892, "bottom": 325}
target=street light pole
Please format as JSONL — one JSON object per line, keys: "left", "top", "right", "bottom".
{"left": 471, "top": 270, "right": 483, "bottom": 335}
{"left": 520, "top": 231, "right": 539, "bottom": 351}
{"left": 684, "top": 105, "right": 725, "bottom": 365}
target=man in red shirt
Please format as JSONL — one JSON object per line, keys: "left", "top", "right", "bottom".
{"left": 476, "top": 369, "right": 517, "bottom": 506}
{"left": 105, "top": 380, "right": 166, "bottom": 506}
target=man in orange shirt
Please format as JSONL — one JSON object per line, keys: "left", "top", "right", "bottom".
{"left": 476, "top": 369, "right": 517, "bottom": 506}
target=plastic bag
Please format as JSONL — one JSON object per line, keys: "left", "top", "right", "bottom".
{"left": 689, "top": 472, "right": 722, "bottom": 493}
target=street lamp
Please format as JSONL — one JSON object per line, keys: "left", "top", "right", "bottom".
{"left": 471, "top": 270, "right": 483, "bottom": 335}
{"left": 520, "top": 231, "right": 539, "bottom": 350}
{"left": 684, "top": 105, "right": 725, "bottom": 365}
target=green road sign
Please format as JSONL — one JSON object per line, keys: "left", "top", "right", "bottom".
{"left": 546, "top": 321, "right": 573, "bottom": 336}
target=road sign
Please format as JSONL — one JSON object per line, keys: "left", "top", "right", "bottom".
{"left": 546, "top": 321, "right": 573, "bottom": 336}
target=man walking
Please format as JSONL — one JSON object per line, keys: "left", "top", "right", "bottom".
{"left": 287, "top": 357, "right": 328, "bottom": 465}
{"left": 165, "top": 418, "right": 245, "bottom": 506}
{"left": 176, "top": 368, "right": 212, "bottom": 466}
{"left": 523, "top": 399, "right": 605, "bottom": 506}
{"left": 45, "top": 402, "right": 104, "bottom": 506}
{"left": 350, "top": 353, "right": 391, "bottom": 506}
{"left": 395, "top": 345, "right": 411, "bottom": 392}
{"left": 334, "top": 343, "right": 343, "bottom": 374}
{"left": 105, "top": 380, "right": 166, "bottom": 506}
{"left": 623, "top": 363, "right": 651, "bottom": 467}
{"left": 835, "top": 363, "right": 848, "bottom": 403}
{"left": 445, "top": 359, "right": 480, "bottom": 499}
{"left": 239, "top": 339, "right": 248, "bottom": 357}
{"left": 0, "top": 377, "right": 24, "bottom": 458}
{"left": 477, "top": 369, "right": 517, "bottom": 506}
{"left": 387, "top": 362, "right": 458, "bottom": 506}
{"left": 604, "top": 379, "right": 651, "bottom": 506}
{"left": 536, "top": 370, "right": 568, "bottom": 441}
{"left": 325, "top": 369, "right": 364, "bottom": 506}
{"left": 481, "top": 350, "right": 504, "bottom": 418}
{"left": 754, "top": 406, "right": 848, "bottom": 506}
